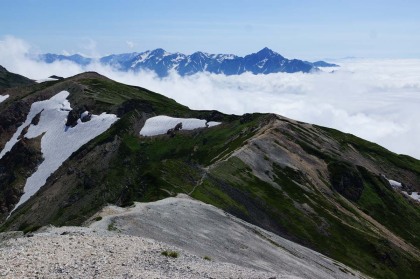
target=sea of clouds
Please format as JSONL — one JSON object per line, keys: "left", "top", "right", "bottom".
{"left": 1, "top": 36, "right": 420, "bottom": 159}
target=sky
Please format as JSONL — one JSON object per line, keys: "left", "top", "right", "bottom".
{"left": 1, "top": 35, "right": 420, "bottom": 159}
{"left": 1, "top": 0, "right": 420, "bottom": 59}
{"left": 1, "top": 1, "right": 420, "bottom": 159}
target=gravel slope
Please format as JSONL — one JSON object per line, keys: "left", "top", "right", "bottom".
{"left": 88, "top": 195, "right": 367, "bottom": 279}
{"left": 0, "top": 195, "right": 368, "bottom": 278}
{"left": 0, "top": 226, "right": 280, "bottom": 279}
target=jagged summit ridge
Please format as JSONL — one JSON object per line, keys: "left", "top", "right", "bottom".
{"left": 39, "top": 48, "right": 338, "bottom": 77}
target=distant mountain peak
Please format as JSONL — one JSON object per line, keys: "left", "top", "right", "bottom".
{"left": 257, "top": 47, "right": 276, "bottom": 55}
{"left": 38, "top": 48, "right": 339, "bottom": 77}
{"left": 149, "top": 48, "right": 166, "bottom": 56}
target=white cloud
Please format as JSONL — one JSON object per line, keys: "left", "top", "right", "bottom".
{"left": 78, "top": 38, "right": 100, "bottom": 58}
{"left": 126, "top": 41, "right": 135, "bottom": 49}
{"left": 1, "top": 36, "right": 420, "bottom": 159}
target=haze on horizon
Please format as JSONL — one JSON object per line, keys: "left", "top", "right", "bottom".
{"left": 1, "top": 0, "right": 420, "bottom": 60}
{"left": 1, "top": 1, "right": 420, "bottom": 159}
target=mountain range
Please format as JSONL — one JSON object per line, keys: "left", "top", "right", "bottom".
{"left": 39, "top": 47, "right": 339, "bottom": 77}
{"left": 0, "top": 66, "right": 419, "bottom": 278}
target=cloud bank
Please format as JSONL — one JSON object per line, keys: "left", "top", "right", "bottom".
{"left": 1, "top": 36, "right": 420, "bottom": 159}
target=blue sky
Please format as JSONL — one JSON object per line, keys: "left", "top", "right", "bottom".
{"left": 1, "top": 0, "right": 420, "bottom": 59}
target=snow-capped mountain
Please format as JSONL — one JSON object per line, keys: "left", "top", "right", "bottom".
{"left": 38, "top": 48, "right": 338, "bottom": 77}
{"left": 40, "top": 53, "right": 92, "bottom": 66}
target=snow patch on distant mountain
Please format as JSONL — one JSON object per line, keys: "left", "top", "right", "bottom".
{"left": 140, "top": 115, "right": 221, "bottom": 137}
{"left": 3, "top": 91, "right": 118, "bottom": 213}
{"left": 39, "top": 48, "right": 337, "bottom": 77}
{"left": 0, "top": 95, "right": 8, "bottom": 103}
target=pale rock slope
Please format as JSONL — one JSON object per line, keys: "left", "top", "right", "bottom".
{"left": 88, "top": 195, "right": 366, "bottom": 279}
{"left": 0, "top": 226, "right": 279, "bottom": 279}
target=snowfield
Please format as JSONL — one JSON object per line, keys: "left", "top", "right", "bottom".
{"left": 140, "top": 115, "right": 221, "bottom": 136}
{"left": 35, "top": 77, "right": 60, "bottom": 83}
{"left": 410, "top": 192, "right": 420, "bottom": 201}
{"left": 0, "top": 91, "right": 118, "bottom": 213}
{"left": 402, "top": 191, "right": 420, "bottom": 202}
{"left": 388, "top": 179, "right": 402, "bottom": 188}
{"left": 385, "top": 178, "right": 419, "bottom": 202}
{"left": 0, "top": 94, "right": 8, "bottom": 103}
{"left": 88, "top": 195, "right": 365, "bottom": 279}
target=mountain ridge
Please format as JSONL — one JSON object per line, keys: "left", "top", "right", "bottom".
{"left": 0, "top": 70, "right": 419, "bottom": 278}
{"left": 39, "top": 48, "right": 338, "bottom": 77}
{"left": 0, "top": 66, "right": 35, "bottom": 90}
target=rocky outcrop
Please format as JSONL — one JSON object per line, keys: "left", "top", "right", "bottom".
{"left": 0, "top": 136, "right": 43, "bottom": 219}
{"left": 328, "top": 162, "right": 364, "bottom": 201}
{"left": 0, "top": 100, "right": 31, "bottom": 149}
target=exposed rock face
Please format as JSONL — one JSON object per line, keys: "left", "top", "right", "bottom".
{"left": 65, "top": 110, "right": 79, "bottom": 127}
{"left": 0, "top": 100, "right": 31, "bottom": 149}
{"left": 328, "top": 162, "right": 364, "bottom": 201}
{"left": 0, "top": 137, "right": 43, "bottom": 217}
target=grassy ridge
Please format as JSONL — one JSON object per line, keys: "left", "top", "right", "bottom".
{"left": 2, "top": 75, "right": 420, "bottom": 278}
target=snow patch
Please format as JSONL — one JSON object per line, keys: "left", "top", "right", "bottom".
{"left": 388, "top": 179, "right": 402, "bottom": 188}
{"left": 140, "top": 115, "right": 221, "bottom": 137}
{"left": 171, "top": 54, "right": 185, "bottom": 63}
{"left": 402, "top": 191, "right": 420, "bottom": 201}
{"left": 3, "top": 91, "right": 118, "bottom": 213}
{"left": 132, "top": 51, "right": 151, "bottom": 67}
{"left": 410, "top": 192, "right": 420, "bottom": 201}
{"left": 0, "top": 94, "right": 9, "bottom": 103}
{"left": 0, "top": 91, "right": 71, "bottom": 160}
{"left": 35, "top": 77, "right": 59, "bottom": 83}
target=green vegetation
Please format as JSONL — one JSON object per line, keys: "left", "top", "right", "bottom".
{"left": 318, "top": 126, "right": 420, "bottom": 177}
{"left": 203, "top": 256, "right": 211, "bottom": 261}
{"left": 161, "top": 250, "right": 179, "bottom": 258}
{"left": 107, "top": 221, "right": 118, "bottom": 231}
{"left": 0, "top": 65, "right": 34, "bottom": 89}
{"left": 193, "top": 157, "right": 420, "bottom": 278}
{"left": 79, "top": 78, "right": 191, "bottom": 116}
{"left": 356, "top": 167, "right": 420, "bottom": 248}
{"left": 2, "top": 74, "right": 419, "bottom": 279}
{"left": 18, "top": 223, "right": 41, "bottom": 234}
{"left": 328, "top": 161, "right": 364, "bottom": 201}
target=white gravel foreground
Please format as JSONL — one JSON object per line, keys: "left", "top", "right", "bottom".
{"left": 0, "top": 226, "right": 282, "bottom": 279}
{"left": 89, "top": 195, "right": 365, "bottom": 279}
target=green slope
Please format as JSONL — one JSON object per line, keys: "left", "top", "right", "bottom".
{"left": 0, "top": 66, "right": 34, "bottom": 89}
{"left": 1, "top": 73, "right": 419, "bottom": 278}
